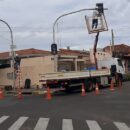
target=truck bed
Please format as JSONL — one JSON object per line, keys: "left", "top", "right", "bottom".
{"left": 39, "top": 69, "right": 110, "bottom": 81}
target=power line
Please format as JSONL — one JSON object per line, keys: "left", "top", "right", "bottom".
{"left": 0, "top": 25, "right": 129, "bottom": 33}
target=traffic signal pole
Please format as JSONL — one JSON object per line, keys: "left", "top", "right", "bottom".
{"left": 52, "top": 5, "right": 108, "bottom": 72}
{"left": 0, "top": 19, "right": 15, "bottom": 90}
{"left": 52, "top": 8, "right": 97, "bottom": 72}
{"left": 53, "top": 8, "right": 100, "bottom": 44}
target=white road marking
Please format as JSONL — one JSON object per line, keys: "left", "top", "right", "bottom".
{"left": 0, "top": 116, "right": 9, "bottom": 124}
{"left": 114, "top": 122, "right": 130, "bottom": 130}
{"left": 8, "top": 116, "right": 28, "bottom": 130}
{"left": 86, "top": 120, "right": 102, "bottom": 130}
{"left": 1, "top": 115, "right": 130, "bottom": 130}
{"left": 34, "top": 118, "right": 49, "bottom": 130}
{"left": 62, "top": 119, "right": 73, "bottom": 130}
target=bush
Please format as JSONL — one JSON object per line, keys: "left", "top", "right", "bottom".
{"left": 123, "top": 73, "right": 130, "bottom": 81}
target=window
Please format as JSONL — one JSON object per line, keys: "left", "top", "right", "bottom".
{"left": 0, "top": 60, "right": 10, "bottom": 69}
{"left": 118, "top": 59, "right": 123, "bottom": 67}
{"left": 128, "top": 60, "right": 130, "bottom": 71}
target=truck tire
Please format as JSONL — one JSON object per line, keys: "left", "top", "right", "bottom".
{"left": 65, "top": 86, "right": 72, "bottom": 93}
{"left": 115, "top": 73, "right": 123, "bottom": 87}
{"left": 85, "top": 80, "right": 94, "bottom": 92}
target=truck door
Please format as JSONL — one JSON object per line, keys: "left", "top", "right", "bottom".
{"left": 117, "top": 59, "right": 125, "bottom": 75}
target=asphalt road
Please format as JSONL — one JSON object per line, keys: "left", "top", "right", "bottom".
{"left": 0, "top": 81, "right": 130, "bottom": 130}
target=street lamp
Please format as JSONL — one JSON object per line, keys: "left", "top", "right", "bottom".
{"left": 0, "top": 19, "right": 15, "bottom": 89}
{"left": 53, "top": 8, "right": 97, "bottom": 44}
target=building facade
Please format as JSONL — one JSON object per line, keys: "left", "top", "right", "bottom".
{"left": 90, "top": 44, "right": 130, "bottom": 73}
{"left": 103, "top": 44, "right": 130, "bottom": 73}
{"left": 90, "top": 48, "right": 111, "bottom": 64}
{"left": 0, "top": 48, "right": 90, "bottom": 88}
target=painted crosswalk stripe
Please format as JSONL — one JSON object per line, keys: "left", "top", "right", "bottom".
{"left": 62, "top": 119, "right": 73, "bottom": 130}
{"left": 114, "top": 122, "right": 130, "bottom": 130}
{"left": 0, "top": 116, "right": 9, "bottom": 124}
{"left": 34, "top": 118, "right": 49, "bottom": 130}
{"left": 86, "top": 120, "right": 102, "bottom": 130}
{"left": 8, "top": 116, "right": 29, "bottom": 130}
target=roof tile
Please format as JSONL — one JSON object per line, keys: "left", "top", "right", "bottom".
{"left": 0, "top": 48, "right": 51, "bottom": 60}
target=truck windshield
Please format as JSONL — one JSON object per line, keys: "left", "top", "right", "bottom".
{"left": 118, "top": 59, "right": 123, "bottom": 67}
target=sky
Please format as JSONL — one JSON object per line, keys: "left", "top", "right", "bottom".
{"left": 0, "top": 0, "right": 130, "bottom": 52}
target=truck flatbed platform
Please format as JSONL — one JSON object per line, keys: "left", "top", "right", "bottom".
{"left": 40, "top": 69, "right": 110, "bottom": 81}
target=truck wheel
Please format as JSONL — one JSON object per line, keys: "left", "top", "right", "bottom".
{"left": 65, "top": 86, "right": 72, "bottom": 93}
{"left": 115, "top": 73, "right": 123, "bottom": 87}
{"left": 85, "top": 81, "right": 94, "bottom": 92}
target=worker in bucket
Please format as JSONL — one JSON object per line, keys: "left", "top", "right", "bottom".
{"left": 92, "top": 9, "right": 99, "bottom": 29}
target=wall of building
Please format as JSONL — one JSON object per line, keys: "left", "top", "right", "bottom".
{"left": 0, "top": 55, "right": 54, "bottom": 88}
{"left": 90, "top": 49, "right": 112, "bottom": 63}
{"left": 0, "top": 53, "right": 90, "bottom": 88}
{"left": 0, "top": 68, "right": 13, "bottom": 87}
{"left": 21, "top": 56, "right": 55, "bottom": 85}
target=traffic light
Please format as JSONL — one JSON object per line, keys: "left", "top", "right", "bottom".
{"left": 96, "top": 3, "right": 104, "bottom": 14}
{"left": 15, "top": 56, "right": 21, "bottom": 65}
{"left": 51, "top": 43, "right": 57, "bottom": 55}
{"left": 14, "top": 55, "right": 21, "bottom": 70}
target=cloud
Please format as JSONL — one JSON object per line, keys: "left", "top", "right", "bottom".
{"left": 0, "top": 0, "right": 130, "bottom": 52}
{"left": 14, "top": 32, "right": 31, "bottom": 38}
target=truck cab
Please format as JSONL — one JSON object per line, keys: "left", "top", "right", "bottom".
{"left": 116, "top": 58, "right": 125, "bottom": 75}
{"left": 97, "top": 57, "right": 125, "bottom": 77}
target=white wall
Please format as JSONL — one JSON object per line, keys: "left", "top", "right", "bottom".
{"left": 90, "top": 48, "right": 112, "bottom": 63}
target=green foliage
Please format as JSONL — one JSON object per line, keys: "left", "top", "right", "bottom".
{"left": 124, "top": 73, "right": 130, "bottom": 81}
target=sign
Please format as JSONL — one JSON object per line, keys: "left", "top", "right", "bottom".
{"left": 10, "top": 45, "right": 16, "bottom": 49}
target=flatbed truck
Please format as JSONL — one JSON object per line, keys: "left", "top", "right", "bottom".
{"left": 39, "top": 58, "right": 125, "bottom": 92}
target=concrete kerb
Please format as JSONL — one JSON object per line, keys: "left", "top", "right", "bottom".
{"left": 32, "top": 90, "right": 47, "bottom": 95}
{"left": 32, "top": 89, "right": 56, "bottom": 95}
{"left": 3, "top": 89, "right": 48, "bottom": 97}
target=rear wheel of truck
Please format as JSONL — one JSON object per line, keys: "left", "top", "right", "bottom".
{"left": 85, "top": 80, "right": 94, "bottom": 92}
{"left": 64, "top": 85, "right": 72, "bottom": 93}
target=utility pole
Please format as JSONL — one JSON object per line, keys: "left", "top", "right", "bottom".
{"left": 110, "top": 40, "right": 112, "bottom": 56}
{"left": 111, "top": 29, "right": 114, "bottom": 57}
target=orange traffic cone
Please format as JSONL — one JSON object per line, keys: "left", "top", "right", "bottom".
{"left": 45, "top": 87, "right": 52, "bottom": 100}
{"left": 0, "top": 88, "right": 4, "bottom": 99}
{"left": 109, "top": 79, "right": 115, "bottom": 91}
{"left": 81, "top": 83, "right": 86, "bottom": 96}
{"left": 95, "top": 83, "right": 100, "bottom": 95}
{"left": 17, "top": 89, "right": 23, "bottom": 99}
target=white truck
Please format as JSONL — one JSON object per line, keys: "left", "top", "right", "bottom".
{"left": 98, "top": 57, "right": 125, "bottom": 75}
{"left": 39, "top": 57, "right": 125, "bottom": 92}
